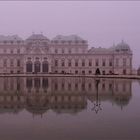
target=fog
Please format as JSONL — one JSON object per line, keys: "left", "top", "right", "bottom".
{"left": 0, "top": 1, "right": 140, "bottom": 68}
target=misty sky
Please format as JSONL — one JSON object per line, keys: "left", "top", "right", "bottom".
{"left": 0, "top": 1, "right": 140, "bottom": 68}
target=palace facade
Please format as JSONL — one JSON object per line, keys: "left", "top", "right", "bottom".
{"left": 0, "top": 34, "right": 133, "bottom": 75}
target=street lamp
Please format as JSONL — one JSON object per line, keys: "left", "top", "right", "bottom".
{"left": 92, "top": 79, "right": 102, "bottom": 114}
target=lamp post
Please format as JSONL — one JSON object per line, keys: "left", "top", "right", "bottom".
{"left": 92, "top": 79, "right": 102, "bottom": 114}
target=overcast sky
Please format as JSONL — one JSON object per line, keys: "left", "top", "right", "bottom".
{"left": 0, "top": 1, "right": 140, "bottom": 68}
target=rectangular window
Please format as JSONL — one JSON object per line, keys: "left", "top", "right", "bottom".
{"left": 68, "top": 60, "right": 71, "bottom": 67}
{"left": 17, "top": 60, "right": 20, "bottom": 67}
{"left": 109, "top": 59, "right": 112, "bottom": 66}
{"left": 75, "top": 48, "right": 78, "bottom": 53}
{"left": 62, "top": 60, "right": 65, "bottom": 66}
{"left": 3, "top": 59, "right": 7, "bottom": 67}
{"left": 11, "top": 49, "right": 13, "bottom": 54}
{"left": 102, "top": 59, "right": 106, "bottom": 66}
{"left": 4, "top": 49, "right": 7, "bottom": 53}
{"left": 55, "top": 49, "right": 58, "bottom": 54}
{"left": 75, "top": 70, "right": 78, "bottom": 74}
{"left": 123, "top": 58, "right": 126, "bottom": 66}
{"left": 95, "top": 59, "right": 99, "bottom": 66}
{"left": 17, "top": 49, "right": 20, "bottom": 54}
{"left": 116, "top": 58, "right": 119, "bottom": 66}
{"left": 62, "top": 49, "right": 64, "bottom": 54}
{"left": 55, "top": 60, "right": 58, "bottom": 66}
{"left": 10, "top": 59, "right": 14, "bottom": 66}
{"left": 89, "top": 70, "right": 92, "bottom": 74}
{"left": 130, "top": 58, "right": 132, "bottom": 66}
{"left": 75, "top": 60, "right": 78, "bottom": 67}
{"left": 89, "top": 60, "right": 92, "bottom": 66}
{"left": 82, "top": 60, "right": 85, "bottom": 67}
{"left": 68, "top": 49, "right": 71, "bottom": 54}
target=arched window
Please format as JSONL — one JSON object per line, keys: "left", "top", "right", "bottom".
{"left": 26, "top": 61, "right": 32, "bottom": 72}
{"left": 34, "top": 61, "right": 41, "bottom": 73}
{"left": 42, "top": 61, "right": 49, "bottom": 73}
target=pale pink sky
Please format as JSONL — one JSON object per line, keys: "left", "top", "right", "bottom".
{"left": 0, "top": 1, "right": 140, "bottom": 68}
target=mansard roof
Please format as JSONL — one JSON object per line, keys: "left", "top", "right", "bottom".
{"left": 0, "top": 35, "right": 24, "bottom": 45}
{"left": 88, "top": 40, "right": 132, "bottom": 54}
{"left": 52, "top": 35, "right": 83, "bottom": 40}
{"left": 88, "top": 47, "right": 113, "bottom": 54}
{"left": 0, "top": 35, "right": 23, "bottom": 41}
{"left": 51, "top": 35, "right": 88, "bottom": 46}
{"left": 25, "top": 34, "right": 50, "bottom": 47}
{"left": 26, "top": 34, "right": 49, "bottom": 41}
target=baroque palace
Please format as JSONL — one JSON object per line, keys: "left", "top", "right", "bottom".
{"left": 0, "top": 34, "right": 132, "bottom": 75}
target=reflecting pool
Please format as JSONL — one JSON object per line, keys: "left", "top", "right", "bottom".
{"left": 0, "top": 77, "right": 140, "bottom": 140}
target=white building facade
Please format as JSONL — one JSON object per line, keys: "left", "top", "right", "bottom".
{"left": 0, "top": 34, "right": 133, "bottom": 75}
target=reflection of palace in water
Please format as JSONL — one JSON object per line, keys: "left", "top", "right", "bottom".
{"left": 0, "top": 77, "right": 132, "bottom": 115}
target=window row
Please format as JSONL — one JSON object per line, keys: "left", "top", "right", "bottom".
{"left": 51, "top": 40, "right": 87, "bottom": 44}
{"left": 54, "top": 69, "right": 113, "bottom": 75}
{"left": 54, "top": 48, "right": 85, "bottom": 54}
{"left": 3, "top": 59, "right": 21, "bottom": 67}
{"left": 54, "top": 59, "right": 113, "bottom": 67}
{"left": 1, "top": 49, "right": 20, "bottom": 54}
{"left": 0, "top": 40, "right": 24, "bottom": 44}
{"left": 27, "top": 57, "right": 47, "bottom": 61}
{"left": 115, "top": 58, "right": 131, "bottom": 67}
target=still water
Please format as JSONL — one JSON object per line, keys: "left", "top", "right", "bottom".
{"left": 0, "top": 77, "right": 140, "bottom": 140}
